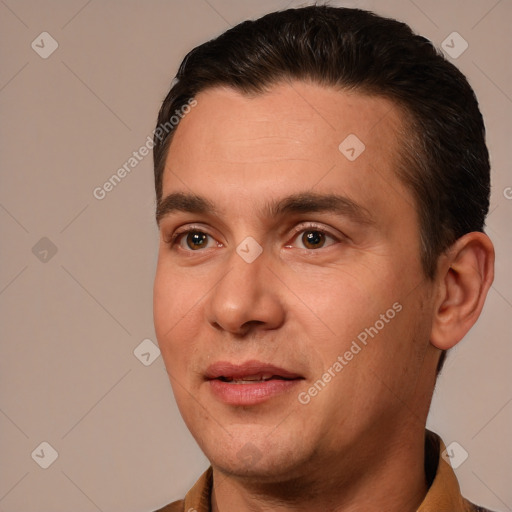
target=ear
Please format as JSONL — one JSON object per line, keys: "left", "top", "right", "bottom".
{"left": 430, "top": 232, "right": 494, "bottom": 351}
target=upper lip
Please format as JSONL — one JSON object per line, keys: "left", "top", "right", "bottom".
{"left": 205, "top": 360, "right": 303, "bottom": 380}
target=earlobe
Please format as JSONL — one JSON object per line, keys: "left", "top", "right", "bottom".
{"left": 430, "top": 232, "right": 494, "bottom": 351}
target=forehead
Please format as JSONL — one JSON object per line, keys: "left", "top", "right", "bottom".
{"left": 162, "top": 81, "right": 412, "bottom": 222}
{"left": 168, "top": 82, "right": 403, "bottom": 161}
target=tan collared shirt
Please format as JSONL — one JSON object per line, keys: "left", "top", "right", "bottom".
{"left": 154, "top": 431, "right": 494, "bottom": 512}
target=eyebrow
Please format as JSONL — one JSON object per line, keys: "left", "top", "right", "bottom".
{"left": 156, "top": 192, "right": 218, "bottom": 224}
{"left": 265, "top": 192, "right": 373, "bottom": 225}
{"left": 156, "top": 191, "right": 373, "bottom": 225}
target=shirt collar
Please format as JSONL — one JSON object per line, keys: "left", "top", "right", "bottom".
{"left": 417, "top": 430, "right": 468, "bottom": 511}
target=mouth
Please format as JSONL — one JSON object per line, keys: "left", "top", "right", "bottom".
{"left": 205, "top": 361, "right": 304, "bottom": 405}
{"left": 216, "top": 373, "right": 294, "bottom": 383}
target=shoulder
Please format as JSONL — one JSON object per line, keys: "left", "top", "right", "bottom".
{"left": 152, "top": 499, "right": 184, "bottom": 512}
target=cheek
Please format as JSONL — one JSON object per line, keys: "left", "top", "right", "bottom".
{"left": 289, "top": 264, "right": 415, "bottom": 392}
{"left": 288, "top": 265, "right": 393, "bottom": 343}
{"left": 153, "top": 261, "right": 203, "bottom": 360}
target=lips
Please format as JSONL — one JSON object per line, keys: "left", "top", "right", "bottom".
{"left": 205, "top": 360, "right": 303, "bottom": 405}
{"left": 205, "top": 361, "right": 302, "bottom": 381}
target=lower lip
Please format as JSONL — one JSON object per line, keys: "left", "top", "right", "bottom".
{"left": 208, "top": 378, "right": 301, "bottom": 406}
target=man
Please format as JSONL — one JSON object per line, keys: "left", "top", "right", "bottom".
{"left": 152, "top": 5, "right": 495, "bottom": 511}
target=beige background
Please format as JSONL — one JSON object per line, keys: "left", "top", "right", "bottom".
{"left": 0, "top": 0, "right": 510, "bottom": 511}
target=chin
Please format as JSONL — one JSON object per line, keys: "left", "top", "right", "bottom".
{"left": 202, "top": 436, "right": 311, "bottom": 482}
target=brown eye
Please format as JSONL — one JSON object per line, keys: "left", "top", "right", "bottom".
{"left": 301, "top": 230, "right": 326, "bottom": 249}
{"left": 185, "top": 231, "right": 209, "bottom": 250}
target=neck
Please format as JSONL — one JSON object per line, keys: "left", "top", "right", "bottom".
{"left": 211, "top": 429, "right": 428, "bottom": 512}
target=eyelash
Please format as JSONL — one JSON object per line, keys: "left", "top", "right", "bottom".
{"left": 165, "top": 225, "right": 220, "bottom": 251}
{"left": 165, "top": 223, "right": 341, "bottom": 251}
{"left": 287, "top": 223, "right": 340, "bottom": 249}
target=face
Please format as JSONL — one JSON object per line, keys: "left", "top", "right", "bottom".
{"left": 153, "top": 82, "right": 438, "bottom": 483}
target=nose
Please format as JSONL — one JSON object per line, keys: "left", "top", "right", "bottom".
{"left": 205, "top": 249, "right": 286, "bottom": 337}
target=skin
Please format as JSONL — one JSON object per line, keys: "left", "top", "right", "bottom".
{"left": 153, "top": 81, "right": 494, "bottom": 511}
